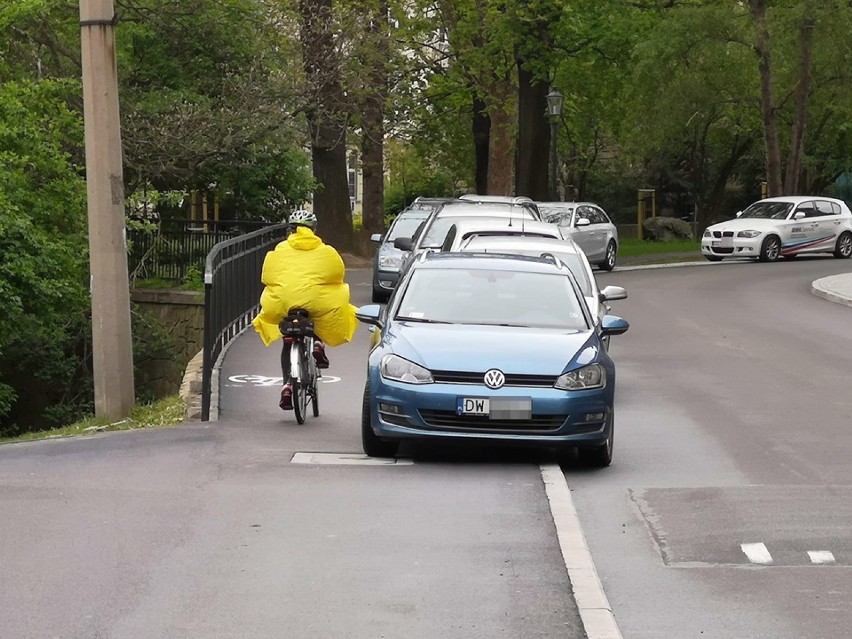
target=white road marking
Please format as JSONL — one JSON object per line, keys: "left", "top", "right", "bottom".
{"left": 741, "top": 542, "right": 773, "bottom": 564}
{"left": 290, "top": 452, "right": 413, "bottom": 466}
{"left": 540, "top": 464, "right": 622, "bottom": 639}
{"left": 808, "top": 551, "right": 836, "bottom": 565}
{"left": 227, "top": 374, "right": 341, "bottom": 386}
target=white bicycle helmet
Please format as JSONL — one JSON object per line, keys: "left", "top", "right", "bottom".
{"left": 289, "top": 209, "right": 317, "bottom": 229}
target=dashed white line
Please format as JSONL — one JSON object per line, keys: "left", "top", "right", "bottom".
{"left": 808, "top": 550, "right": 836, "bottom": 565}
{"left": 540, "top": 464, "right": 622, "bottom": 639}
{"left": 741, "top": 542, "right": 773, "bottom": 564}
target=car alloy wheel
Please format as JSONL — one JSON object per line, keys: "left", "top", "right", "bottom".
{"left": 835, "top": 232, "right": 852, "bottom": 259}
{"left": 599, "top": 241, "right": 616, "bottom": 271}
{"left": 759, "top": 235, "right": 781, "bottom": 262}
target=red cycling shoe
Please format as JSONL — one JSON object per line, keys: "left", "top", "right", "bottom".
{"left": 279, "top": 384, "right": 293, "bottom": 410}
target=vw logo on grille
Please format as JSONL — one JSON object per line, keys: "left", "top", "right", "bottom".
{"left": 483, "top": 369, "right": 505, "bottom": 389}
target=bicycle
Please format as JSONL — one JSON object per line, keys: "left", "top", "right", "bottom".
{"left": 279, "top": 308, "right": 319, "bottom": 424}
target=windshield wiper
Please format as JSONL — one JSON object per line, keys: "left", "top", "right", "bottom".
{"left": 395, "top": 316, "right": 451, "bottom": 324}
{"left": 456, "top": 321, "right": 532, "bottom": 328}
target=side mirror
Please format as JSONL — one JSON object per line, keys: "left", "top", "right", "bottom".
{"left": 735, "top": 210, "right": 743, "bottom": 218}
{"left": 355, "top": 304, "right": 384, "bottom": 328}
{"left": 370, "top": 233, "right": 383, "bottom": 243}
{"left": 601, "top": 314, "right": 629, "bottom": 337}
{"left": 575, "top": 217, "right": 591, "bottom": 227}
{"left": 393, "top": 237, "right": 414, "bottom": 251}
{"left": 599, "top": 285, "right": 627, "bottom": 302}
{"left": 793, "top": 211, "right": 806, "bottom": 220}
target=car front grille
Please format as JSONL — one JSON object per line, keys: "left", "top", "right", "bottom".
{"left": 431, "top": 370, "right": 558, "bottom": 387}
{"left": 419, "top": 409, "right": 566, "bottom": 431}
{"left": 712, "top": 231, "right": 735, "bottom": 238}
{"left": 711, "top": 247, "right": 735, "bottom": 254}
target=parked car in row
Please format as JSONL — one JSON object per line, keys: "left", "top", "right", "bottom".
{"left": 454, "top": 235, "right": 627, "bottom": 342}
{"left": 701, "top": 196, "right": 852, "bottom": 262}
{"left": 537, "top": 201, "right": 619, "bottom": 271}
{"left": 356, "top": 252, "right": 629, "bottom": 466}
{"left": 370, "top": 207, "right": 432, "bottom": 303}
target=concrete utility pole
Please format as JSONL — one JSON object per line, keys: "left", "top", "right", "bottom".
{"left": 80, "top": 0, "right": 135, "bottom": 418}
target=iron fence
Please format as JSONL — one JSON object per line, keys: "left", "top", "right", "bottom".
{"left": 201, "top": 224, "right": 288, "bottom": 421}
{"left": 127, "top": 219, "right": 274, "bottom": 282}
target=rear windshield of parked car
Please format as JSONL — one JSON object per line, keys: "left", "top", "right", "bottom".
{"left": 396, "top": 268, "right": 589, "bottom": 330}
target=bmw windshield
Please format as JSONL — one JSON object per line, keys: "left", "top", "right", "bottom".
{"left": 396, "top": 268, "right": 589, "bottom": 330}
{"left": 739, "top": 202, "right": 794, "bottom": 220}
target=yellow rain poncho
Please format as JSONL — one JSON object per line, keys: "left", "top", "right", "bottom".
{"left": 252, "top": 227, "right": 358, "bottom": 347}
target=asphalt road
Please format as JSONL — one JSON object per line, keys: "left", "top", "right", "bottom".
{"left": 576, "top": 256, "right": 852, "bottom": 638}
{"left": 2, "top": 255, "right": 851, "bottom": 639}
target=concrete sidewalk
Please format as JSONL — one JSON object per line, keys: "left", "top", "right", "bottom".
{"left": 812, "top": 273, "right": 852, "bottom": 308}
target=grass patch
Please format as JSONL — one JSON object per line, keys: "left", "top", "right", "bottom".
{"left": 0, "top": 395, "right": 186, "bottom": 445}
{"left": 618, "top": 238, "right": 701, "bottom": 256}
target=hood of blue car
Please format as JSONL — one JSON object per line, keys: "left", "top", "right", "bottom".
{"left": 385, "top": 322, "right": 599, "bottom": 375}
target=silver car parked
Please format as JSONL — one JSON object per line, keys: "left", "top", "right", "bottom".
{"left": 537, "top": 201, "right": 619, "bottom": 271}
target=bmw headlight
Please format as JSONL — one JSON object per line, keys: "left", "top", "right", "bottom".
{"left": 554, "top": 364, "right": 606, "bottom": 390}
{"left": 703, "top": 229, "right": 711, "bottom": 238}
{"left": 380, "top": 354, "right": 433, "bottom": 384}
{"left": 378, "top": 254, "right": 403, "bottom": 268}
{"left": 737, "top": 230, "right": 762, "bottom": 238}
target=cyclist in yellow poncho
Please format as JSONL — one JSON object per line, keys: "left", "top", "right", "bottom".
{"left": 251, "top": 210, "right": 358, "bottom": 410}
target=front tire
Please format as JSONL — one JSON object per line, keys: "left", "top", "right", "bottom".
{"left": 292, "top": 344, "right": 309, "bottom": 425}
{"left": 371, "top": 288, "right": 389, "bottom": 303}
{"left": 598, "top": 241, "right": 617, "bottom": 271}
{"left": 362, "top": 382, "right": 399, "bottom": 458}
{"left": 834, "top": 231, "right": 852, "bottom": 259}
{"left": 578, "top": 416, "right": 613, "bottom": 468}
{"left": 758, "top": 235, "right": 781, "bottom": 262}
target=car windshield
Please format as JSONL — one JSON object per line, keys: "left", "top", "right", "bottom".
{"left": 387, "top": 215, "right": 428, "bottom": 241}
{"left": 396, "top": 267, "right": 589, "bottom": 330}
{"left": 540, "top": 206, "right": 574, "bottom": 224}
{"left": 739, "top": 202, "right": 794, "bottom": 220}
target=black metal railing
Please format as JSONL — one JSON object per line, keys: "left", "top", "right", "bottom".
{"left": 127, "top": 219, "right": 275, "bottom": 282}
{"left": 201, "top": 224, "right": 288, "bottom": 420}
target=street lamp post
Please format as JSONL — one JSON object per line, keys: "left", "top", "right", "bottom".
{"left": 546, "top": 90, "right": 563, "bottom": 201}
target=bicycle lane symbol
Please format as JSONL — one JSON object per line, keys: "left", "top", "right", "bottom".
{"left": 226, "top": 374, "right": 342, "bottom": 387}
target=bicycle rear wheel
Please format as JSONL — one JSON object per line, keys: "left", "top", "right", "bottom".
{"left": 310, "top": 358, "right": 320, "bottom": 417}
{"left": 292, "top": 343, "right": 308, "bottom": 424}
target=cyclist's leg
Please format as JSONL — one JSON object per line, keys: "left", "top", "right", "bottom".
{"left": 313, "top": 339, "right": 330, "bottom": 369}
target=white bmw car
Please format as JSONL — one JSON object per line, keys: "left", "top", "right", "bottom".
{"left": 701, "top": 196, "right": 852, "bottom": 262}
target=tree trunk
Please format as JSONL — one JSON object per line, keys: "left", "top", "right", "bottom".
{"left": 299, "top": 0, "right": 353, "bottom": 251}
{"left": 749, "top": 0, "right": 783, "bottom": 197}
{"left": 783, "top": 11, "right": 815, "bottom": 195}
{"left": 360, "top": 0, "right": 388, "bottom": 237}
{"left": 472, "top": 93, "right": 490, "bottom": 194}
{"left": 486, "top": 76, "right": 515, "bottom": 195}
{"left": 515, "top": 63, "right": 549, "bottom": 200}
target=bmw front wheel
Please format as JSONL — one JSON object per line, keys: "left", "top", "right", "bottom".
{"left": 758, "top": 235, "right": 781, "bottom": 262}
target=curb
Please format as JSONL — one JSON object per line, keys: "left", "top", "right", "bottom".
{"left": 811, "top": 275, "right": 852, "bottom": 308}
{"left": 179, "top": 349, "right": 204, "bottom": 421}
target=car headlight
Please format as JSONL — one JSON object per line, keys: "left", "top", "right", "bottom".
{"left": 378, "top": 254, "right": 403, "bottom": 268}
{"left": 380, "top": 354, "right": 433, "bottom": 384}
{"left": 737, "top": 230, "right": 762, "bottom": 238}
{"left": 703, "top": 229, "right": 711, "bottom": 238}
{"left": 554, "top": 364, "right": 606, "bottom": 390}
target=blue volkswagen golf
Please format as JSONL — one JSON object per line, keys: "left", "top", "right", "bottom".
{"left": 356, "top": 252, "right": 629, "bottom": 466}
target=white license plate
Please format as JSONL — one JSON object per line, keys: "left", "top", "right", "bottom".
{"left": 456, "top": 397, "right": 532, "bottom": 420}
{"left": 711, "top": 240, "right": 722, "bottom": 247}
